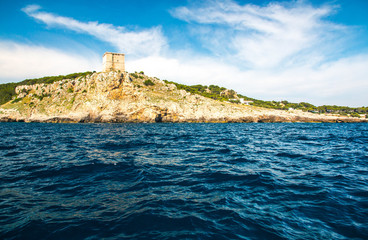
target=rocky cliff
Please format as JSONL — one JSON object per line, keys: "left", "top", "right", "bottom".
{"left": 0, "top": 71, "right": 366, "bottom": 123}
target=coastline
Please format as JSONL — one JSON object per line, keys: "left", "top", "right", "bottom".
{"left": 1, "top": 111, "right": 365, "bottom": 123}
{"left": 1, "top": 71, "right": 366, "bottom": 124}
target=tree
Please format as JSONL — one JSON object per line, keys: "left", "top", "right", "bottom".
{"left": 143, "top": 79, "right": 155, "bottom": 86}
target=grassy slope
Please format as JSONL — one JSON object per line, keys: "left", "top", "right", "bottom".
{"left": 162, "top": 79, "right": 367, "bottom": 116}
{"left": 0, "top": 72, "right": 93, "bottom": 105}
{"left": 1, "top": 71, "right": 367, "bottom": 117}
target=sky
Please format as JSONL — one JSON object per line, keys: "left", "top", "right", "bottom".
{"left": 0, "top": 0, "right": 368, "bottom": 107}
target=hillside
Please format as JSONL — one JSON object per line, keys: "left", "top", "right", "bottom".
{"left": 0, "top": 71, "right": 366, "bottom": 123}
{"left": 0, "top": 72, "right": 93, "bottom": 105}
{"left": 163, "top": 81, "right": 368, "bottom": 116}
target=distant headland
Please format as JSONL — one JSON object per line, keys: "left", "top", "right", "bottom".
{"left": 0, "top": 52, "right": 367, "bottom": 123}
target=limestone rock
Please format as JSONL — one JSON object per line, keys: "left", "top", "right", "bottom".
{"left": 1, "top": 71, "right": 367, "bottom": 123}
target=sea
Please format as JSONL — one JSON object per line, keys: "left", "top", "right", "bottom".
{"left": 0, "top": 122, "right": 367, "bottom": 240}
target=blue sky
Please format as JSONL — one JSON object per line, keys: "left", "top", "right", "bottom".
{"left": 1, "top": 0, "right": 368, "bottom": 106}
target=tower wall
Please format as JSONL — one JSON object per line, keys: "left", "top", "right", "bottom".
{"left": 102, "top": 52, "right": 125, "bottom": 72}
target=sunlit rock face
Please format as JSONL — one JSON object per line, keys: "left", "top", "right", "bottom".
{"left": 1, "top": 71, "right": 366, "bottom": 123}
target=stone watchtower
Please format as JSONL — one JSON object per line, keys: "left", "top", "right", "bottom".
{"left": 102, "top": 52, "right": 125, "bottom": 72}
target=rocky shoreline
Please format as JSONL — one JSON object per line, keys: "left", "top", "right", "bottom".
{"left": 1, "top": 71, "right": 366, "bottom": 123}
{"left": 0, "top": 113, "right": 365, "bottom": 123}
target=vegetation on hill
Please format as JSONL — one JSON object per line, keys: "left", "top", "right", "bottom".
{"left": 0, "top": 83, "right": 18, "bottom": 106}
{"left": 163, "top": 80, "right": 367, "bottom": 116}
{"left": 0, "top": 72, "right": 93, "bottom": 105}
{"left": 143, "top": 79, "right": 155, "bottom": 86}
{"left": 0, "top": 71, "right": 366, "bottom": 117}
{"left": 163, "top": 80, "right": 235, "bottom": 102}
{"left": 242, "top": 98, "right": 368, "bottom": 116}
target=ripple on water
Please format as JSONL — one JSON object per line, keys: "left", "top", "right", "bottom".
{"left": 0, "top": 123, "right": 368, "bottom": 239}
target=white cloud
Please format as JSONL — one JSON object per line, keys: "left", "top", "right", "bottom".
{"left": 0, "top": 4, "right": 167, "bottom": 83}
{"left": 22, "top": 4, "right": 41, "bottom": 13}
{"left": 128, "top": 55, "right": 240, "bottom": 86}
{"left": 170, "top": 0, "right": 346, "bottom": 69}
{"left": 22, "top": 5, "right": 167, "bottom": 57}
{"left": 3, "top": 1, "right": 366, "bottom": 107}
{"left": 0, "top": 41, "right": 100, "bottom": 83}
{"left": 166, "top": 0, "right": 368, "bottom": 106}
{"left": 127, "top": 53, "right": 368, "bottom": 107}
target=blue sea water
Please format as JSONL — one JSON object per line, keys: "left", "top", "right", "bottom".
{"left": 0, "top": 123, "right": 367, "bottom": 240}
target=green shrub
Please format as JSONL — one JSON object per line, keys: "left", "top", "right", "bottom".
{"left": 34, "top": 93, "right": 51, "bottom": 101}
{"left": 0, "top": 83, "right": 17, "bottom": 105}
{"left": 34, "top": 94, "right": 43, "bottom": 101}
{"left": 229, "top": 99, "right": 240, "bottom": 104}
{"left": 0, "top": 71, "right": 92, "bottom": 105}
{"left": 144, "top": 79, "right": 155, "bottom": 86}
{"left": 350, "top": 112, "right": 361, "bottom": 118}
{"left": 139, "top": 71, "right": 144, "bottom": 75}
{"left": 20, "top": 71, "right": 92, "bottom": 86}
{"left": 67, "top": 88, "right": 74, "bottom": 93}
{"left": 11, "top": 98, "right": 23, "bottom": 103}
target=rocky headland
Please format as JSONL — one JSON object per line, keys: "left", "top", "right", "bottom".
{"left": 0, "top": 71, "right": 366, "bottom": 123}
